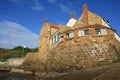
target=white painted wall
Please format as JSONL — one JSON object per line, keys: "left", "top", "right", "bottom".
{"left": 102, "top": 19, "right": 120, "bottom": 42}
{"left": 114, "top": 33, "right": 120, "bottom": 42}
{"left": 66, "top": 18, "right": 77, "bottom": 27}
{"left": 102, "top": 19, "right": 111, "bottom": 28}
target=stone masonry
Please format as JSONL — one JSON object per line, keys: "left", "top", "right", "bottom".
{"left": 22, "top": 4, "right": 120, "bottom": 71}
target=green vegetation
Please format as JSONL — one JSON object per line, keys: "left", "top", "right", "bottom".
{"left": 0, "top": 46, "right": 38, "bottom": 62}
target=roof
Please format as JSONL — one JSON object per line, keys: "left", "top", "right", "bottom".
{"left": 48, "top": 22, "right": 59, "bottom": 29}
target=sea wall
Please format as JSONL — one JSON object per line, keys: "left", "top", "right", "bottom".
{"left": 46, "top": 42, "right": 119, "bottom": 71}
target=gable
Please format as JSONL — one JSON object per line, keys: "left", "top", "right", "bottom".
{"left": 66, "top": 18, "right": 77, "bottom": 27}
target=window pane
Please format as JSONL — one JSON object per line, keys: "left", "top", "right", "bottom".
{"left": 95, "top": 29, "right": 101, "bottom": 35}
{"left": 69, "top": 32, "right": 74, "bottom": 38}
{"left": 67, "top": 32, "right": 74, "bottom": 39}
{"left": 84, "top": 29, "right": 89, "bottom": 35}
{"left": 52, "top": 34, "right": 59, "bottom": 44}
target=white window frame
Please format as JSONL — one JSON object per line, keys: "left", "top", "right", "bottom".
{"left": 52, "top": 34, "right": 59, "bottom": 44}
{"left": 66, "top": 32, "right": 74, "bottom": 39}
{"left": 101, "top": 29, "right": 107, "bottom": 35}
{"left": 95, "top": 29, "right": 101, "bottom": 35}
{"left": 78, "top": 30, "right": 84, "bottom": 37}
{"left": 78, "top": 29, "right": 89, "bottom": 37}
{"left": 95, "top": 28, "right": 107, "bottom": 35}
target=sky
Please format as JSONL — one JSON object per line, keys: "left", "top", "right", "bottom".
{"left": 0, "top": 0, "right": 120, "bottom": 49}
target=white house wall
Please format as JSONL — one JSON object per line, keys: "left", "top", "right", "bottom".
{"left": 66, "top": 18, "right": 77, "bottom": 27}
{"left": 114, "top": 33, "right": 120, "bottom": 42}
{"left": 102, "top": 19, "right": 111, "bottom": 28}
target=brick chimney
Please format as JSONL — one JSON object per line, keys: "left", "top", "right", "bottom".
{"left": 70, "top": 12, "right": 74, "bottom": 19}
{"left": 44, "top": 18, "right": 48, "bottom": 22}
{"left": 83, "top": 4, "right": 88, "bottom": 25}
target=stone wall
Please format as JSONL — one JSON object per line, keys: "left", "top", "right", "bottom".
{"left": 22, "top": 52, "right": 44, "bottom": 70}
{"left": 6, "top": 58, "right": 24, "bottom": 67}
{"left": 46, "top": 42, "right": 119, "bottom": 71}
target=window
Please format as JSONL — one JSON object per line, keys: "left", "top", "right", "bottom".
{"left": 95, "top": 29, "right": 101, "bottom": 35}
{"left": 78, "top": 30, "right": 84, "bottom": 36}
{"left": 66, "top": 32, "right": 74, "bottom": 39}
{"left": 101, "top": 29, "right": 107, "bottom": 35}
{"left": 59, "top": 35, "right": 64, "bottom": 42}
{"left": 78, "top": 29, "right": 89, "bottom": 37}
{"left": 52, "top": 34, "right": 59, "bottom": 44}
{"left": 84, "top": 29, "right": 89, "bottom": 35}
{"left": 95, "top": 29, "right": 107, "bottom": 35}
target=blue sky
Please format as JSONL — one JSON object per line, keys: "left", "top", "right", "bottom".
{"left": 0, "top": 0, "right": 120, "bottom": 48}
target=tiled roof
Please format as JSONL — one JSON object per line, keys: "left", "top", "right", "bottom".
{"left": 48, "top": 22, "right": 59, "bottom": 29}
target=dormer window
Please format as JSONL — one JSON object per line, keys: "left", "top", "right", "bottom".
{"left": 66, "top": 32, "right": 74, "bottom": 39}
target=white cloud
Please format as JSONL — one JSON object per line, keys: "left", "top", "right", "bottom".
{"left": 31, "top": 0, "right": 42, "bottom": 11}
{"left": 0, "top": 20, "right": 39, "bottom": 49}
{"left": 47, "top": 0, "right": 56, "bottom": 3}
{"left": 8, "top": 0, "right": 43, "bottom": 11}
{"left": 59, "top": 4, "right": 71, "bottom": 13}
{"left": 8, "top": 0, "right": 27, "bottom": 6}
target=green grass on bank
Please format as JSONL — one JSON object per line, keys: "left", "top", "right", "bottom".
{"left": 0, "top": 46, "right": 38, "bottom": 62}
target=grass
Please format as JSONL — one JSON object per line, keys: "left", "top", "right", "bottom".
{"left": 0, "top": 46, "right": 38, "bottom": 62}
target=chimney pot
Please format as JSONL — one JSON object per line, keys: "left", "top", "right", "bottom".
{"left": 70, "top": 12, "right": 74, "bottom": 19}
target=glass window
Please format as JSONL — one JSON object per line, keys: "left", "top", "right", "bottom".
{"left": 66, "top": 32, "right": 74, "bottom": 39}
{"left": 59, "top": 35, "right": 64, "bottom": 42}
{"left": 52, "top": 34, "right": 59, "bottom": 44}
{"left": 84, "top": 29, "right": 89, "bottom": 35}
{"left": 95, "top": 29, "right": 101, "bottom": 35}
{"left": 78, "top": 29, "right": 89, "bottom": 36}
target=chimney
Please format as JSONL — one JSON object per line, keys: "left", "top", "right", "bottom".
{"left": 44, "top": 18, "right": 48, "bottom": 22}
{"left": 83, "top": 4, "right": 88, "bottom": 25}
{"left": 70, "top": 12, "right": 74, "bottom": 19}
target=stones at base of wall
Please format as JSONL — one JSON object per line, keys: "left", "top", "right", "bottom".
{"left": 22, "top": 52, "right": 45, "bottom": 70}
{"left": 11, "top": 68, "right": 33, "bottom": 74}
{"left": 46, "top": 43, "right": 119, "bottom": 71}
{"left": 6, "top": 58, "right": 24, "bottom": 67}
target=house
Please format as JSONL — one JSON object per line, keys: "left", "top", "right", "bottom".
{"left": 23, "top": 4, "right": 120, "bottom": 71}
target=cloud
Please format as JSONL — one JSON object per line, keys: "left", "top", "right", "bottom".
{"left": 0, "top": 20, "right": 39, "bottom": 49}
{"left": 31, "top": 0, "right": 42, "bottom": 11}
{"left": 59, "top": 4, "right": 71, "bottom": 14}
{"left": 8, "top": 0, "right": 43, "bottom": 11}
{"left": 47, "top": 0, "right": 56, "bottom": 3}
{"left": 8, "top": 0, "right": 27, "bottom": 6}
